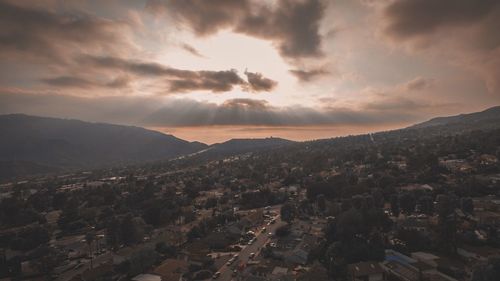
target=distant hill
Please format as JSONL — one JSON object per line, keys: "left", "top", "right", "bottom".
{"left": 178, "top": 137, "right": 295, "bottom": 161}
{"left": 3, "top": 105, "right": 500, "bottom": 180}
{"left": 0, "top": 114, "right": 207, "bottom": 179}
{"left": 211, "top": 137, "right": 295, "bottom": 153}
{"left": 410, "top": 106, "right": 500, "bottom": 131}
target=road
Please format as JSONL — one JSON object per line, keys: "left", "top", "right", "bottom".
{"left": 55, "top": 252, "right": 112, "bottom": 281}
{"left": 215, "top": 209, "right": 285, "bottom": 281}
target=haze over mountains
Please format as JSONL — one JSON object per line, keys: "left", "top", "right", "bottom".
{"left": 0, "top": 114, "right": 205, "bottom": 179}
{"left": 410, "top": 106, "right": 500, "bottom": 131}
{"left": 1, "top": 106, "right": 500, "bottom": 180}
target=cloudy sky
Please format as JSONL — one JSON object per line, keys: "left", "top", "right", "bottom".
{"left": 1, "top": 0, "right": 499, "bottom": 143}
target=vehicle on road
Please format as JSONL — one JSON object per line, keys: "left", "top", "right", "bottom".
{"left": 212, "top": 271, "right": 221, "bottom": 279}
{"left": 232, "top": 269, "right": 238, "bottom": 276}
{"left": 249, "top": 252, "right": 255, "bottom": 259}
{"left": 74, "top": 263, "right": 84, "bottom": 269}
{"left": 227, "top": 257, "right": 235, "bottom": 265}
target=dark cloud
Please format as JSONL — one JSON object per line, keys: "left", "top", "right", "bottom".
{"left": 0, "top": 88, "right": 163, "bottom": 125}
{"left": 0, "top": 0, "right": 126, "bottom": 63}
{"left": 143, "top": 98, "right": 422, "bottom": 127}
{"left": 75, "top": 55, "right": 276, "bottom": 93}
{"left": 42, "top": 76, "right": 97, "bottom": 89}
{"left": 41, "top": 75, "right": 131, "bottom": 89}
{"left": 0, "top": 89, "right": 425, "bottom": 128}
{"left": 289, "top": 67, "right": 329, "bottom": 82}
{"left": 180, "top": 43, "right": 205, "bottom": 57}
{"left": 405, "top": 77, "right": 435, "bottom": 91}
{"left": 223, "top": 98, "right": 269, "bottom": 110}
{"left": 382, "top": 0, "right": 500, "bottom": 93}
{"left": 147, "top": 0, "right": 249, "bottom": 35}
{"left": 167, "top": 70, "right": 245, "bottom": 93}
{"left": 383, "top": 0, "right": 500, "bottom": 42}
{"left": 363, "top": 96, "right": 434, "bottom": 112}
{"left": 148, "top": 0, "right": 326, "bottom": 59}
{"left": 79, "top": 56, "right": 188, "bottom": 77}
{"left": 235, "top": 0, "right": 325, "bottom": 58}
{"left": 244, "top": 71, "right": 277, "bottom": 92}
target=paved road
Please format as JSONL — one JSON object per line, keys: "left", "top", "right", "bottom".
{"left": 215, "top": 208, "right": 285, "bottom": 281}
{"left": 55, "top": 252, "right": 112, "bottom": 281}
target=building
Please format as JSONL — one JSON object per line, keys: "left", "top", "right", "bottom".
{"left": 153, "top": 259, "right": 189, "bottom": 281}
{"left": 347, "top": 261, "right": 384, "bottom": 281}
{"left": 132, "top": 274, "right": 162, "bottom": 281}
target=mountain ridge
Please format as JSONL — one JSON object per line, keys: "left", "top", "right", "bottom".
{"left": 409, "top": 106, "right": 500, "bottom": 130}
{"left": 2, "top": 105, "right": 500, "bottom": 180}
{"left": 0, "top": 114, "right": 207, "bottom": 175}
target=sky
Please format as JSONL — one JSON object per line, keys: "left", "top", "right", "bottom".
{"left": 0, "top": 0, "right": 499, "bottom": 144}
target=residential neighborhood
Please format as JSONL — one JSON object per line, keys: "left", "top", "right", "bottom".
{"left": 1, "top": 124, "right": 500, "bottom": 281}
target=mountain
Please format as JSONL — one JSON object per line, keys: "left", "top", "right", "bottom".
{"left": 410, "top": 106, "right": 500, "bottom": 131}
{"left": 209, "top": 137, "right": 294, "bottom": 154}
{"left": 176, "top": 137, "right": 296, "bottom": 161}
{"left": 0, "top": 114, "right": 207, "bottom": 178}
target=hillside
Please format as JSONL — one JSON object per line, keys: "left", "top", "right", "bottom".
{"left": 210, "top": 137, "right": 294, "bottom": 153}
{"left": 0, "top": 114, "right": 207, "bottom": 178}
{"left": 175, "top": 137, "right": 296, "bottom": 162}
{"left": 410, "top": 106, "right": 500, "bottom": 132}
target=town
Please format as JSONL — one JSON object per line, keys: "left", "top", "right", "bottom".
{"left": 1, "top": 125, "right": 499, "bottom": 281}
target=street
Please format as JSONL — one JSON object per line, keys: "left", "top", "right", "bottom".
{"left": 215, "top": 208, "right": 285, "bottom": 281}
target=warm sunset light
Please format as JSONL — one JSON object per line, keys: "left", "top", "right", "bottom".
{"left": 2, "top": 1, "right": 500, "bottom": 280}
{"left": 2, "top": 0, "right": 499, "bottom": 143}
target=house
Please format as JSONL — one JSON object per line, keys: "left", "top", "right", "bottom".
{"left": 347, "top": 262, "right": 384, "bottom": 281}
{"left": 474, "top": 211, "right": 500, "bottom": 225}
{"left": 284, "top": 234, "right": 318, "bottom": 265}
{"left": 382, "top": 250, "right": 458, "bottom": 281}
{"left": 457, "top": 245, "right": 500, "bottom": 263}
{"left": 153, "top": 259, "right": 189, "bottom": 281}
{"left": 270, "top": 266, "right": 289, "bottom": 279}
{"left": 240, "top": 209, "right": 264, "bottom": 229}
{"left": 399, "top": 184, "right": 433, "bottom": 192}
{"left": 132, "top": 274, "right": 162, "bottom": 281}
{"left": 78, "top": 263, "right": 114, "bottom": 281}
{"left": 411, "top": 252, "right": 439, "bottom": 268}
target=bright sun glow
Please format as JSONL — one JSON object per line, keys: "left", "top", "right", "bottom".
{"left": 157, "top": 31, "right": 298, "bottom": 106}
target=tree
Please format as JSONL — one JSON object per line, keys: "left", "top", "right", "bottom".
{"left": 127, "top": 249, "right": 158, "bottom": 277}
{"left": 399, "top": 192, "right": 416, "bottom": 214}
{"left": 325, "top": 242, "right": 347, "bottom": 278}
{"left": 390, "top": 194, "right": 399, "bottom": 216}
{"left": 436, "top": 194, "right": 457, "bottom": 254}
{"left": 417, "top": 196, "right": 434, "bottom": 215}
{"left": 280, "top": 203, "right": 295, "bottom": 223}
{"left": 275, "top": 224, "right": 291, "bottom": 237}
{"left": 155, "top": 242, "right": 177, "bottom": 258}
{"left": 472, "top": 257, "right": 500, "bottom": 281}
{"left": 85, "top": 232, "right": 95, "bottom": 269}
{"left": 106, "top": 217, "right": 121, "bottom": 250}
{"left": 336, "top": 209, "right": 364, "bottom": 242}
{"left": 120, "top": 215, "right": 144, "bottom": 245}
{"left": 461, "top": 197, "right": 474, "bottom": 214}
{"left": 317, "top": 194, "right": 326, "bottom": 212}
